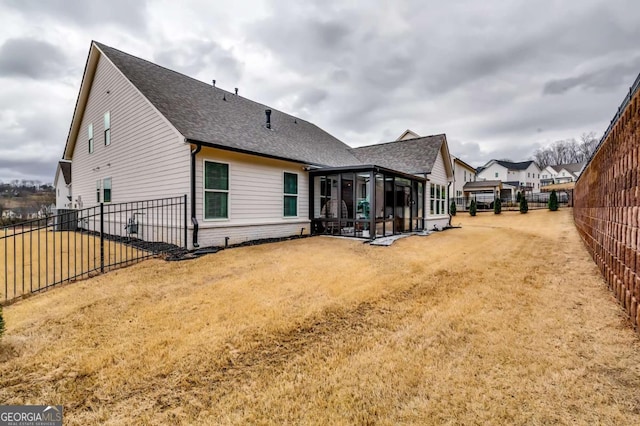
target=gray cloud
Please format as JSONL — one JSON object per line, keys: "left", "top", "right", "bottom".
{"left": 153, "top": 40, "right": 243, "bottom": 87}
{"left": 543, "top": 57, "right": 640, "bottom": 95}
{"left": 5, "top": 0, "right": 149, "bottom": 32}
{"left": 292, "top": 88, "right": 328, "bottom": 110}
{"left": 1, "top": 0, "right": 640, "bottom": 183}
{"left": 0, "top": 38, "right": 70, "bottom": 79}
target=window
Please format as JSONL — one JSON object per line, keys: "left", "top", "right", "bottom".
{"left": 430, "top": 184, "right": 435, "bottom": 214}
{"left": 430, "top": 184, "right": 446, "bottom": 215}
{"left": 538, "top": 174, "right": 540, "bottom": 178}
{"left": 104, "top": 111, "right": 111, "bottom": 146}
{"left": 283, "top": 172, "right": 298, "bottom": 217}
{"left": 96, "top": 179, "right": 101, "bottom": 203}
{"left": 88, "top": 123, "right": 94, "bottom": 153}
{"left": 494, "top": 172, "right": 498, "bottom": 178}
{"left": 527, "top": 172, "right": 530, "bottom": 178}
{"left": 464, "top": 170, "right": 467, "bottom": 182}
{"left": 204, "top": 161, "right": 229, "bottom": 219}
{"left": 103, "top": 178, "right": 112, "bottom": 202}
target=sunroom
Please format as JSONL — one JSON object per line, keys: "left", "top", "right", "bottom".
{"left": 309, "top": 165, "right": 426, "bottom": 239}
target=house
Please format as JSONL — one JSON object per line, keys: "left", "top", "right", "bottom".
{"left": 476, "top": 160, "right": 542, "bottom": 193}
{"left": 58, "top": 41, "right": 454, "bottom": 249}
{"left": 54, "top": 160, "right": 73, "bottom": 209}
{"left": 450, "top": 156, "right": 477, "bottom": 205}
{"left": 540, "top": 162, "right": 585, "bottom": 187}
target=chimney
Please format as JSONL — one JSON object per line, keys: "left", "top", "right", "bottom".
{"left": 234, "top": 88, "right": 238, "bottom": 95}
{"left": 212, "top": 79, "right": 216, "bottom": 87}
{"left": 265, "top": 109, "right": 272, "bottom": 129}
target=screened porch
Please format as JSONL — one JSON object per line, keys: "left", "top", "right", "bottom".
{"left": 309, "top": 166, "right": 426, "bottom": 239}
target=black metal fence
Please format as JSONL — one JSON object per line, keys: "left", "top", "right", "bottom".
{"left": 452, "top": 191, "right": 571, "bottom": 212}
{"left": 1, "top": 195, "right": 187, "bottom": 304}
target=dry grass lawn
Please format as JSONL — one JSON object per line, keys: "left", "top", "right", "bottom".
{"left": 1, "top": 229, "right": 146, "bottom": 301}
{"left": 1, "top": 209, "right": 640, "bottom": 424}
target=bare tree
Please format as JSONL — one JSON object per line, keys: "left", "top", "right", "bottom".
{"left": 531, "top": 132, "right": 599, "bottom": 167}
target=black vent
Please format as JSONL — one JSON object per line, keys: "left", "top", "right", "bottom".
{"left": 234, "top": 88, "right": 238, "bottom": 95}
{"left": 265, "top": 109, "right": 272, "bottom": 129}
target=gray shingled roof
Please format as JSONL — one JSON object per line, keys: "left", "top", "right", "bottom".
{"left": 350, "top": 135, "right": 446, "bottom": 174}
{"left": 94, "top": 42, "right": 361, "bottom": 167}
{"left": 549, "top": 162, "right": 585, "bottom": 174}
{"left": 463, "top": 180, "right": 502, "bottom": 189}
{"left": 495, "top": 160, "right": 535, "bottom": 170}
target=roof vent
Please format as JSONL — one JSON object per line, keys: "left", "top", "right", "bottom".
{"left": 212, "top": 79, "right": 216, "bottom": 87}
{"left": 265, "top": 109, "right": 272, "bottom": 129}
{"left": 234, "top": 88, "right": 238, "bottom": 96}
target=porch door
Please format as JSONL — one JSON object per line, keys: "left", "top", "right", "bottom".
{"left": 403, "top": 186, "right": 411, "bottom": 231}
{"left": 395, "top": 184, "right": 412, "bottom": 233}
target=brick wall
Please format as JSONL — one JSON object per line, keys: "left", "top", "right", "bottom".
{"left": 574, "top": 77, "right": 640, "bottom": 331}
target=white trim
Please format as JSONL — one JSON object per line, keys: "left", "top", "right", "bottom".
{"left": 283, "top": 170, "right": 299, "bottom": 219}
{"left": 198, "top": 219, "right": 310, "bottom": 229}
{"left": 202, "top": 159, "right": 230, "bottom": 222}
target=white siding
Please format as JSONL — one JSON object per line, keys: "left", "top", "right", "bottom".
{"left": 450, "top": 159, "right": 476, "bottom": 200}
{"left": 195, "top": 147, "right": 310, "bottom": 247}
{"left": 70, "top": 54, "right": 190, "bottom": 209}
{"left": 426, "top": 149, "right": 450, "bottom": 230}
{"left": 478, "top": 163, "right": 507, "bottom": 181}
{"left": 55, "top": 168, "right": 71, "bottom": 209}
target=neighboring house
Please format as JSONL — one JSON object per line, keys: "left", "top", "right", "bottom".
{"left": 2, "top": 210, "right": 18, "bottom": 219}
{"left": 541, "top": 162, "right": 585, "bottom": 187}
{"left": 396, "top": 129, "right": 421, "bottom": 141}
{"left": 476, "top": 160, "right": 542, "bottom": 193}
{"left": 58, "top": 41, "right": 454, "bottom": 249}
{"left": 54, "top": 160, "right": 73, "bottom": 209}
{"left": 450, "top": 156, "right": 477, "bottom": 202}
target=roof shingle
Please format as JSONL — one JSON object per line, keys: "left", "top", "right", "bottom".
{"left": 94, "top": 42, "right": 361, "bottom": 167}
{"left": 350, "top": 135, "right": 446, "bottom": 175}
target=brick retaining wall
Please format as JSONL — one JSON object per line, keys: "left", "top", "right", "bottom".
{"left": 574, "top": 75, "right": 640, "bottom": 331}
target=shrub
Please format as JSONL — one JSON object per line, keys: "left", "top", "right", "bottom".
{"left": 548, "top": 190, "right": 558, "bottom": 211}
{"left": 519, "top": 195, "right": 529, "bottom": 214}
{"left": 0, "top": 306, "right": 4, "bottom": 341}
{"left": 494, "top": 197, "right": 502, "bottom": 214}
{"left": 516, "top": 191, "right": 522, "bottom": 203}
{"left": 469, "top": 199, "right": 477, "bottom": 216}
{"left": 450, "top": 200, "right": 457, "bottom": 216}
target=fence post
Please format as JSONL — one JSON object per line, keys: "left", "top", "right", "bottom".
{"left": 100, "top": 202, "right": 105, "bottom": 273}
{"left": 183, "top": 194, "right": 188, "bottom": 249}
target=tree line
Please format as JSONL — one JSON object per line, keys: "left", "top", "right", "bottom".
{"left": 531, "top": 132, "right": 599, "bottom": 169}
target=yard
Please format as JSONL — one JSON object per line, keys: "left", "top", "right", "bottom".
{"left": 1, "top": 209, "right": 640, "bottom": 424}
{"left": 1, "top": 229, "right": 146, "bottom": 301}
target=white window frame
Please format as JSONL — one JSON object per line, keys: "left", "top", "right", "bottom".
{"left": 88, "top": 123, "right": 94, "bottom": 154}
{"left": 203, "top": 159, "right": 230, "bottom": 221}
{"left": 103, "top": 177, "right": 112, "bottom": 203}
{"left": 283, "top": 171, "right": 299, "bottom": 218}
{"left": 104, "top": 111, "right": 111, "bottom": 146}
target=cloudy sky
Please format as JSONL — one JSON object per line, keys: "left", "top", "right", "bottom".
{"left": 1, "top": 0, "right": 639, "bottom": 183}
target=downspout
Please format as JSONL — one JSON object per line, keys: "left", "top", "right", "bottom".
{"left": 447, "top": 181, "right": 453, "bottom": 227}
{"left": 191, "top": 143, "right": 202, "bottom": 248}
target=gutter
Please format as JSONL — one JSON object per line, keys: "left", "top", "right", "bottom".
{"left": 191, "top": 143, "right": 202, "bottom": 248}
{"left": 447, "top": 181, "right": 453, "bottom": 227}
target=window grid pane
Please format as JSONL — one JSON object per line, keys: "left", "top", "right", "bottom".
{"left": 284, "top": 195, "right": 297, "bottom": 216}
{"left": 205, "top": 192, "right": 228, "bottom": 219}
{"left": 205, "top": 162, "right": 229, "bottom": 190}
{"left": 284, "top": 173, "right": 298, "bottom": 194}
